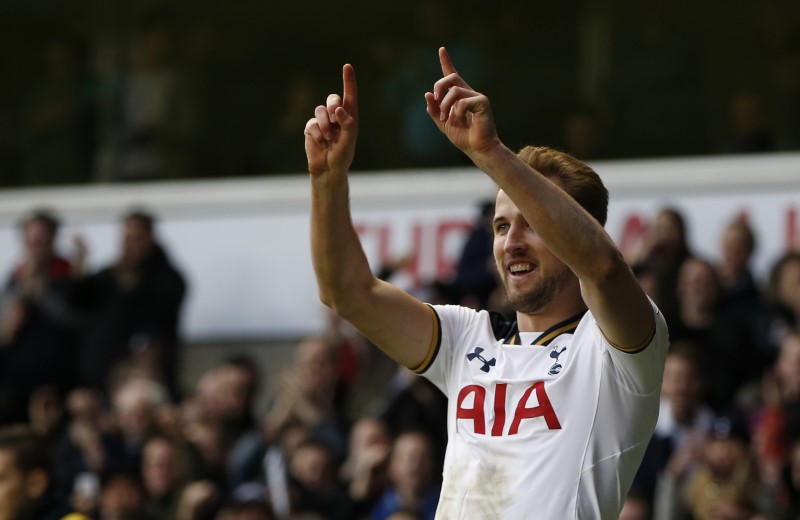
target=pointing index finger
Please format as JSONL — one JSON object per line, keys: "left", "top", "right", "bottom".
{"left": 439, "top": 46, "right": 457, "bottom": 76}
{"left": 342, "top": 64, "right": 358, "bottom": 120}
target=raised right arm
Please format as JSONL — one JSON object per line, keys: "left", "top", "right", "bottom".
{"left": 305, "top": 65, "right": 435, "bottom": 370}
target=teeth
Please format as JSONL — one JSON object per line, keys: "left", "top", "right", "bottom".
{"left": 510, "top": 263, "right": 532, "bottom": 273}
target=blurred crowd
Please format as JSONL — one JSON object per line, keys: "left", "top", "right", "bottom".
{"left": 3, "top": 201, "right": 800, "bottom": 520}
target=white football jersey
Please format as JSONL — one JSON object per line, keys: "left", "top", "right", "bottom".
{"left": 415, "top": 301, "right": 669, "bottom": 519}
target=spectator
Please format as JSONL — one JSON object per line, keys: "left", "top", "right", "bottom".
{"left": 0, "top": 424, "right": 85, "bottom": 520}
{"left": 450, "top": 199, "right": 497, "bottom": 310}
{"left": 750, "top": 330, "right": 800, "bottom": 496}
{"left": 175, "top": 480, "right": 221, "bottom": 520}
{"left": 142, "top": 434, "right": 186, "bottom": 519}
{"left": 683, "top": 412, "right": 759, "bottom": 520}
{"left": 632, "top": 207, "right": 693, "bottom": 327}
{"left": 761, "top": 252, "right": 800, "bottom": 358}
{"left": 0, "top": 209, "right": 83, "bottom": 424}
{"left": 376, "top": 367, "right": 447, "bottom": 469}
{"left": 264, "top": 337, "right": 348, "bottom": 457}
{"left": 97, "top": 471, "right": 148, "bottom": 520}
{"left": 70, "top": 209, "right": 186, "bottom": 396}
{"left": 670, "top": 257, "right": 757, "bottom": 409}
{"left": 111, "top": 377, "right": 170, "bottom": 470}
{"left": 637, "top": 342, "right": 715, "bottom": 503}
{"left": 339, "top": 416, "right": 392, "bottom": 515}
{"left": 716, "top": 218, "right": 763, "bottom": 319}
{"left": 370, "top": 431, "right": 440, "bottom": 520}
{"left": 287, "top": 439, "right": 353, "bottom": 520}
{"left": 194, "top": 357, "right": 266, "bottom": 495}
{"left": 50, "top": 388, "right": 128, "bottom": 502}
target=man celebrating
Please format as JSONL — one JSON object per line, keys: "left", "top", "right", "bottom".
{"left": 304, "top": 48, "right": 669, "bottom": 519}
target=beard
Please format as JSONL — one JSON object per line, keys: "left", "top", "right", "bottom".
{"left": 503, "top": 267, "right": 574, "bottom": 314}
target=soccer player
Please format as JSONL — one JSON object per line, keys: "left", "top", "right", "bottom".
{"left": 304, "top": 47, "right": 669, "bottom": 519}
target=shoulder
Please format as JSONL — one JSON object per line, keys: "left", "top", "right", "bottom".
{"left": 430, "top": 304, "right": 514, "bottom": 341}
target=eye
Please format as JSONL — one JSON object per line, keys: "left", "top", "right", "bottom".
{"left": 494, "top": 222, "right": 509, "bottom": 235}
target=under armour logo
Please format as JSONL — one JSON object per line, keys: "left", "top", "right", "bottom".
{"left": 548, "top": 346, "right": 567, "bottom": 375}
{"left": 467, "top": 347, "right": 496, "bottom": 373}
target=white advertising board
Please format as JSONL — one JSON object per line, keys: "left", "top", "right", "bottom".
{"left": 0, "top": 153, "right": 797, "bottom": 341}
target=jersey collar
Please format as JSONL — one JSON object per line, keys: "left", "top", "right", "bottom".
{"left": 505, "top": 310, "right": 587, "bottom": 346}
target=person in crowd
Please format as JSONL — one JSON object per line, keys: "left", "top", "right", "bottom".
{"left": 761, "top": 252, "right": 800, "bottom": 357}
{"left": 0, "top": 424, "right": 86, "bottom": 520}
{"left": 0, "top": 209, "right": 84, "bottom": 424}
{"left": 96, "top": 470, "right": 149, "bottom": 520}
{"left": 339, "top": 416, "right": 392, "bottom": 516}
{"left": 636, "top": 342, "right": 716, "bottom": 505}
{"left": 449, "top": 198, "right": 497, "bottom": 310}
{"left": 630, "top": 207, "right": 693, "bottom": 325}
{"left": 683, "top": 412, "right": 759, "bottom": 520}
{"left": 51, "top": 388, "right": 128, "bottom": 502}
{"left": 716, "top": 218, "right": 762, "bottom": 317}
{"left": 370, "top": 431, "right": 440, "bottom": 520}
{"left": 286, "top": 439, "right": 353, "bottom": 520}
{"left": 142, "top": 434, "right": 187, "bottom": 519}
{"left": 111, "top": 376, "right": 171, "bottom": 472}
{"left": 749, "top": 330, "right": 800, "bottom": 496}
{"left": 670, "top": 257, "right": 757, "bottom": 409}
{"left": 375, "top": 367, "right": 447, "bottom": 470}
{"left": 70, "top": 209, "right": 186, "bottom": 396}
{"left": 193, "top": 357, "right": 266, "bottom": 495}
{"left": 264, "top": 337, "right": 348, "bottom": 458}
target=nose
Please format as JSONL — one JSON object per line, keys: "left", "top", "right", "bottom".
{"left": 503, "top": 222, "right": 528, "bottom": 253}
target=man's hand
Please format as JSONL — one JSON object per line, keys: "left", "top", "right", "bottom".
{"left": 304, "top": 64, "right": 359, "bottom": 175}
{"left": 425, "top": 47, "right": 500, "bottom": 158}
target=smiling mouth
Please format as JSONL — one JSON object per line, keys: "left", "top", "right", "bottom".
{"left": 509, "top": 262, "right": 534, "bottom": 275}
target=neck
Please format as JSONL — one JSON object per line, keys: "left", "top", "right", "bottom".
{"left": 516, "top": 291, "right": 587, "bottom": 332}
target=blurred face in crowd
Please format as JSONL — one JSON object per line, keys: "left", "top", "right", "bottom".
{"left": 0, "top": 449, "right": 48, "bottom": 520}
{"left": 232, "top": 502, "right": 275, "bottom": 520}
{"left": 776, "top": 333, "right": 800, "bottom": 398}
{"left": 22, "top": 218, "right": 55, "bottom": 265}
{"left": 143, "top": 437, "right": 178, "bottom": 498}
{"left": 122, "top": 217, "right": 155, "bottom": 267}
{"left": 350, "top": 417, "right": 391, "bottom": 455}
{"left": 290, "top": 443, "right": 335, "bottom": 492}
{"left": 28, "top": 385, "right": 65, "bottom": 436}
{"left": 114, "top": 381, "right": 161, "bottom": 441}
{"left": 295, "top": 338, "right": 338, "bottom": 397}
{"left": 653, "top": 209, "right": 685, "bottom": 250}
{"left": 678, "top": 258, "right": 719, "bottom": 311}
{"left": 720, "top": 222, "right": 752, "bottom": 277}
{"left": 776, "top": 257, "right": 800, "bottom": 312}
{"left": 99, "top": 474, "right": 144, "bottom": 519}
{"left": 705, "top": 436, "right": 747, "bottom": 480}
{"left": 662, "top": 352, "right": 703, "bottom": 424}
{"left": 493, "top": 189, "right": 576, "bottom": 314}
{"left": 389, "top": 432, "right": 434, "bottom": 496}
{"left": 196, "top": 365, "right": 252, "bottom": 422}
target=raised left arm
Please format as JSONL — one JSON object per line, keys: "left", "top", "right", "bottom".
{"left": 426, "top": 47, "right": 654, "bottom": 351}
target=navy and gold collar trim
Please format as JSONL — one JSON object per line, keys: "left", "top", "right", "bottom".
{"left": 505, "top": 310, "right": 587, "bottom": 346}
